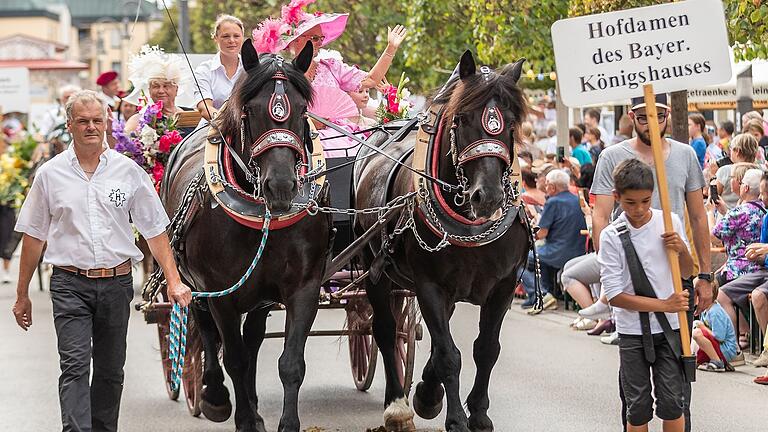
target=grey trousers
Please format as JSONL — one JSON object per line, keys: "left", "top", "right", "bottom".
{"left": 50, "top": 268, "right": 133, "bottom": 432}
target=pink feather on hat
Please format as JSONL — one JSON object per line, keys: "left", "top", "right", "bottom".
{"left": 252, "top": 18, "right": 290, "bottom": 54}
{"left": 282, "top": 0, "right": 316, "bottom": 25}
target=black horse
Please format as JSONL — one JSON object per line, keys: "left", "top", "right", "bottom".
{"left": 354, "top": 51, "right": 531, "bottom": 432}
{"left": 160, "top": 40, "right": 331, "bottom": 432}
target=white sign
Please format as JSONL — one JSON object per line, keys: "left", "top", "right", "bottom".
{"left": 551, "top": 0, "right": 732, "bottom": 107}
{"left": 0, "top": 67, "right": 30, "bottom": 113}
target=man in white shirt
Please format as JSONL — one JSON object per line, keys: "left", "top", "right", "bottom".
{"left": 11, "top": 90, "right": 191, "bottom": 432}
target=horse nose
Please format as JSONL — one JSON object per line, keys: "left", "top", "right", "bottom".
{"left": 264, "top": 178, "right": 298, "bottom": 198}
{"left": 470, "top": 187, "right": 504, "bottom": 211}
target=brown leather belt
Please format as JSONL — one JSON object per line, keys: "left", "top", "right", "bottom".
{"left": 57, "top": 260, "right": 132, "bottom": 279}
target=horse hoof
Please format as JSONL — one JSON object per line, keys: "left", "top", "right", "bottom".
{"left": 468, "top": 414, "right": 494, "bottom": 432}
{"left": 412, "top": 382, "right": 444, "bottom": 420}
{"left": 200, "top": 399, "right": 232, "bottom": 423}
{"left": 384, "top": 397, "right": 416, "bottom": 432}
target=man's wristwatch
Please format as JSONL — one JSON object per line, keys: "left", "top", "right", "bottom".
{"left": 697, "top": 272, "right": 714, "bottom": 282}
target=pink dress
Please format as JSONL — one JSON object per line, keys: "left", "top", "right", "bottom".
{"left": 309, "top": 56, "right": 368, "bottom": 158}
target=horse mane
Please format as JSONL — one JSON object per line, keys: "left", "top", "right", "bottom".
{"left": 434, "top": 63, "right": 528, "bottom": 137}
{"left": 214, "top": 54, "right": 314, "bottom": 138}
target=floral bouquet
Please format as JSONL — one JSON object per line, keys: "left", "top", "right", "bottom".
{"left": 375, "top": 72, "right": 412, "bottom": 124}
{"left": 112, "top": 100, "right": 182, "bottom": 189}
{"left": 0, "top": 132, "right": 36, "bottom": 208}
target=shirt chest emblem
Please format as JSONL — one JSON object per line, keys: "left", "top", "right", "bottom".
{"left": 109, "top": 188, "right": 127, "bottom": 208}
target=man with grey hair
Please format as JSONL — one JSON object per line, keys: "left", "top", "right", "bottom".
{"left": 12, "top": 89, "right": 192, "bottom": 431}
{"left": 520, "top": 168, "right": 588, "bottom": 314}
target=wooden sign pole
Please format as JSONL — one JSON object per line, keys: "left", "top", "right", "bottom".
{"left": 642, "top": 84, "right": 692, "bottom": 359}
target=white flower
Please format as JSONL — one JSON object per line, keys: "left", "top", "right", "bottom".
{"left": 140, "top": 125, "right": 159, "bottom": 149}
{"left": 400, "top": 87, "right": 411, "bottom": 101}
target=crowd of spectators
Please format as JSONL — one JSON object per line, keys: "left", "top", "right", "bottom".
{"left": 517, "top": 102, "right": 768, "bottom": 386}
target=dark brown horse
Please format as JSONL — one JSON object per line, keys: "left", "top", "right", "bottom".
{"left": 160, "top": 40, "right": 332, "bottom": 432}
{"left": 354, "top": 51, "right": 531, "bottom": 432}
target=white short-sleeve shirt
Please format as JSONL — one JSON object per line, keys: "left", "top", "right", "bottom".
{"left": 14, "top": 146, "right": 170, "bottom": 269}
{"left": 193, "top": 52, "right": 244, "bottom": 109}
{"left": 598, "top": 209, "right": 689, "bottom": 335}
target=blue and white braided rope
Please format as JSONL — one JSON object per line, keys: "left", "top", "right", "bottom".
{"left": 168, "top": 211, "right": 271, "bottom": 392}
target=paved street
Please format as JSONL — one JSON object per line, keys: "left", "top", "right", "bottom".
{"left": 1, "top": 261, "right": 766, "bottom": 432}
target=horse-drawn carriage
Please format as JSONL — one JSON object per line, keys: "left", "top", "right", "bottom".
{"left": 134, "top": 41, "right": 536, "bottom": 432}
{"left": 137, "top": 113, "right": 423, "bottom": 417}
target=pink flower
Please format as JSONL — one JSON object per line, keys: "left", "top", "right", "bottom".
{"left": 169, "top": 130, "right": 182, "bottom": 145}
{"left": 252, "top": 19, "right": 290, "bottom": 54}
{"left": 382, "top": 118, "right": 390, "bottom": 124}
{"left": 155, "top": 100, "right": 163, "bottom": 111}
{"left": 158, "top": 134, "right": 171, "bottom": 153}
{"left": 152, "top": 162, "right": 165, "bottom": 184}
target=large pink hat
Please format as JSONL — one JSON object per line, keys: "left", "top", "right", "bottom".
{"left": 252, "top": 0, "right": 349, "bottom": 54}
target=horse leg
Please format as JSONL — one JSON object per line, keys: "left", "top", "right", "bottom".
{"left": 241, "top": 308, "right": 270, "bottom": 432}
{"left": 412, "top": 338, "right": 445, "bottom": 420}
{"left": 277, "top": 287, "right": 319, "bottom": 432}
{"left": 368, "top": 280, "right": 415, "bottom": 432}
{"left": 211, "top": 303, "right": 260, "bottom": 432}
{"left": 193, "top": 304, "right": 232, "bottom": 422}
{"left": 466, "top": 283, "right": 516, "bottom": 432}
{"left": 416, "top": 284, "right": 469, "bottom": 432}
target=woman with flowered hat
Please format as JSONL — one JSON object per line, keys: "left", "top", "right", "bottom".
{"left": 123, "top": 45, "right": 195, "bottom": 138}
{"left": 253, "top": 0, "right": 407, "bottom": 157}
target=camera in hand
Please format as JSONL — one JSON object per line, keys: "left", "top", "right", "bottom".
{"left": 709, "top": 184, "right": 719, "bottom": 204}
{"left": 557, "top": 147, "right": 565, "bottom": 163}
{"left": 715, "top": 156, "right": 732, "bottom": 168}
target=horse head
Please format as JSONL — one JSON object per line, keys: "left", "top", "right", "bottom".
{"left": 217, "top": 39, "right": 314, "bottom": 212}
{"left": 437, "top": 51, "right": 526, "bottom": 222}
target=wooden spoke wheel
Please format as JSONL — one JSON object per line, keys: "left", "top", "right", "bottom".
{"left": 156, "top": 289, "right": 179, "bottom": 401}
{"left": 182, "top": 314, "right": 204, "bottom": 417}
{"left": 347, "top": 296, "right": 378, "bottom": 391}
{"left": 392, "top": 296, "right": 419, "bottom": 395}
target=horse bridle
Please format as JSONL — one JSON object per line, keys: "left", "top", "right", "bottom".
{"left": 448, "top": 67, "right": 515, "bottom": 205}
{"left": 238, "top": 55, "right": 310, "bottom": 197}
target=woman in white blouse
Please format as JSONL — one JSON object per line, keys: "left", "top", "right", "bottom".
{"left": 194, "top": 14, "right": 245, "bottom": 122}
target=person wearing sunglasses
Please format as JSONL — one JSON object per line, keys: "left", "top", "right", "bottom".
{"left": 253, "top": 1, "right": 407, "bottom": 157}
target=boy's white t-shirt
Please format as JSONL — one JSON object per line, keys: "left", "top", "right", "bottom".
{"left": 598, "top": 209, "right": 689, "bottom": 335}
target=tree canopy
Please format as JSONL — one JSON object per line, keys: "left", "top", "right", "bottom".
{"left": 148, "top": 0, "right": 767, "bottom": 94}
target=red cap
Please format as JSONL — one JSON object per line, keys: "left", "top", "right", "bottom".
{"left": 96, "top": 71, "right": 118, "bottom": 86}
{"left": 117, "top": 90, "right": 127, "bottom": 98}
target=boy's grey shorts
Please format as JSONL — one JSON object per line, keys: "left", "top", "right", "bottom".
{"left": 619, "top": 332, "right": 684, "bottom": 426}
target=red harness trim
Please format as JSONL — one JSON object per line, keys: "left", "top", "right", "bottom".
{"left": 429, "top": 123, "right": 485, "bottom": 226}
{"left": 220, "top": 142, "right": 308, "bottom": 230}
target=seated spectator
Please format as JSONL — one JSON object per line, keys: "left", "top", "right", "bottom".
{"left": 714, "top": 134, "right": 759, "bottom": 211}
{"left": 520, "top": 169, "right": 587, "bottom": 314}
{"left": 712, "top": 168, "right": 765, "bottom": 286}
{"left": 611, "top": 114, "right": 633, "bottom": 146}
{"left": 521, "top": 168, "right": 545, "bottom": 219}
{"left": 568, "top": 127, "right": 593, "bottom": 167}
{"left": 717, "top": 172, "right": 768, "bottom": 360}
{"left": 693, "top": 284, "right": 739, "bottom": 372}
{"left": 561, "top": 253, "right": 613, "bottom": 333}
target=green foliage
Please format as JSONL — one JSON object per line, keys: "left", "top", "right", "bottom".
{"left": 726, "top": 0, "right": 768, "bottom": 61}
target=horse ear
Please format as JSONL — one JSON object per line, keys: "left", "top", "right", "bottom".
{"left": 505, "top": 58, "right": 526, "bottom": 84}
{"left": 293, "top": 41, "right": 314, "bottom": 74}
{"left": 459, "top": 50, "right": 476, "bottom": 80}
{"left": 241, "top": 38, "right": 261, "bottom": 72}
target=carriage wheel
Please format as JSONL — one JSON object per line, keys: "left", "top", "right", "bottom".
{"left": 156, "top": 291, "right": 180, "bottom": 401}
{"left": 392, "top": 296, "right": 418, "bottom": 396}
{"left": 182, "top": 314, "right": 204, "bottom": 417}
{"left": 347, "top": 297, "right": 378, "bottom": 391}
